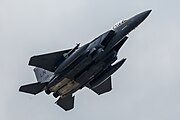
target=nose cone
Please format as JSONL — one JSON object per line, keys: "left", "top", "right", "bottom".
{"left": 136, "top": 10, "right": 152, "bottom": 22}
{"left": 129, "top": 10, "right": 152, "bottom": 28}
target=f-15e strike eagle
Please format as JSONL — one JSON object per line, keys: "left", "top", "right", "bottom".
{"left": 19, "top": 10, "right": 151, "bottom": 111}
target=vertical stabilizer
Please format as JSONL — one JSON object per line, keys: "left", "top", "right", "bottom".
{"left": 34, "top": 67, "right": 53, "bottom": 83}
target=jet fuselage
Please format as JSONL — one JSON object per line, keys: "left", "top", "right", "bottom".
{"left": 47, "top": 10, "right": 152, "bottom": 98}
{"left": 19, "top": 10, "right": 151, "bottom": 111}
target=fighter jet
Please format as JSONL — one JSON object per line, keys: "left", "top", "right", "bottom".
{"left": 19, "top": 10, "right": 151, "bottom": 111}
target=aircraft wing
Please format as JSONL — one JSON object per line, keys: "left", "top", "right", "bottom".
{"left": 29, "top": 49, "right": 71, "bottom": 72}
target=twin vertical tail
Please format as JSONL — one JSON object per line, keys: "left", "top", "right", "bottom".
{"left": 19, "top": 67, "right": 53, "bottom": 95}
{"left": 33, "top": 67, "right": 53, "bottom": 83}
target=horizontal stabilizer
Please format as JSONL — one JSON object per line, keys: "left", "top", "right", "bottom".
{"left": 29, "top": 49, "right": 71, "bottom": 72}
{"left": 55, "top": 95, "right": 75, "bottom": 111}
{"left": 92, "top": 77, "right": 112, "bottom": 95}
{"left": 19, "top": 82, "right": 47, "bottom": 95}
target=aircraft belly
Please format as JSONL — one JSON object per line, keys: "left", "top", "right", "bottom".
{"left": 65, "top": 56, "right": 92, "bottom": 79}
{"left": 50, "top": 77, "right": 80, "bottom": 97}
{"left": 57, "top": 80, "right": 80, "bottom": 96}
{"left": 75, "top": 62, "right": 105, "bottom": 84}
{"left": 50, "top": 78, "right": 71, "bottom": 92}
{"left": 49, "top": 56, "right": 93, "bottom": 95}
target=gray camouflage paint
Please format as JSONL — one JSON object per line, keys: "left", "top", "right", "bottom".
{"left": 0, "top": 0, "right": 180, "bottom": 120}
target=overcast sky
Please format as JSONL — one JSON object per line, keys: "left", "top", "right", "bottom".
{"left": 0, "top": 0, "right": 180, "bottom": 120}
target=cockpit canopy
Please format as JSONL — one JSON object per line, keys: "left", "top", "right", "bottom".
{"left": 111, "top": 20, "right": 127, "bottom": 30}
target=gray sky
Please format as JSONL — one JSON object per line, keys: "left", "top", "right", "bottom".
{"left": 0, "top": 0, "right": 180, "bottom": 120}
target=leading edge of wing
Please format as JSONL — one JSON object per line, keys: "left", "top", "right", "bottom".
{"left": 29, "top": 49, "right": 71, "bottom": 72}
